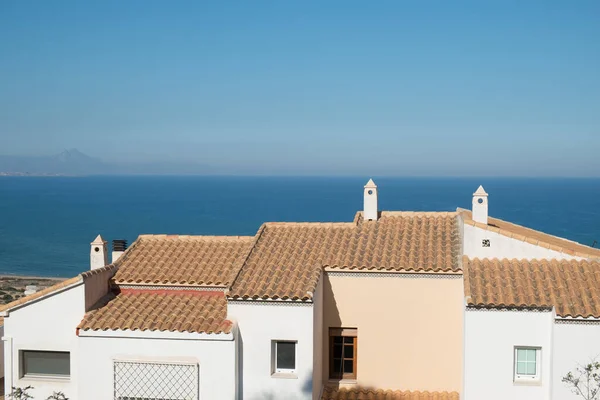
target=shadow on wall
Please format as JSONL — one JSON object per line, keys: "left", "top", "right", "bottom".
{"left": 238, "top": 328, "right": 244, "bottom": 399}
{"left": 250, "top": 372, "right": 314, "bottom": 400}
{"left": 322, "top": 273, "right": 342, "bottom": 384}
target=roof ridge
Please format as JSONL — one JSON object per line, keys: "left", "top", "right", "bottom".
{"left": 465, "top": 256, "right": 600, "bottom": 266}
{"left": 226, "top": 223, "right": 269, "bottom": 296}
{"left": 263, "top": 221, "right": 354, "bottom": 227}
{"left": 138, "top": 234, "right": 254, "bottom": 241}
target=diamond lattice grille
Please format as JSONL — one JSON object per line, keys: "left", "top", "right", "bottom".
{"left": 114, "top": 361, "right": 199, "bottom": 400}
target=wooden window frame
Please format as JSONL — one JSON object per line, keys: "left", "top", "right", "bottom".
{"left": 329, "top": 328, "right": 357, "bottom": 380}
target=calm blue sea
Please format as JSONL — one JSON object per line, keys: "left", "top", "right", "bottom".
{"left": 0, "top": 176, "right": 599, "bottom": 277}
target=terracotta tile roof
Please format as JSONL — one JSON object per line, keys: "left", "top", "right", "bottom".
{"left": 321, "top": 386, "right": 459, "bottom": 400}
{"left": 229, "top": 212, "right": 460, "bottom": 300}
{"left": 112, "top": 234, "right": 254, "bottom": 286}
{"left": 0, "top": 276, "right": 82, "bottom": 314}
{"left": 460, "top": 209, "right": 600, "bottom": 259}
{"left": 464, "top": 257, "right": 600, "bottom": 318}
{"left": 78, "top": 289, "right": 232, "bottom": 334}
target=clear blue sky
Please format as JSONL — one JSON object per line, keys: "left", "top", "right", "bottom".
{"left": 0, "top": 1, "right": 598, "bottom": 176}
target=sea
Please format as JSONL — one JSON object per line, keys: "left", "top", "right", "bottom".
{"left": 0, "top": 176, "right": 599, "bottom": 278}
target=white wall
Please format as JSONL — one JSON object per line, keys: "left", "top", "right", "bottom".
{"left": 228, "top": 301, "right": 315, "bottom": 400}
{"left": 464, "top": 309, "right": 553, "bottom": 400}
{"left": 312, "top": 276, "right": 323, "bottom": 400}
{"left": 0, "top": 325, "right": 4, "bottom": 378}
{"left": 78, "top": 334, "right": 236, "bottom": 400}
{"left": 463, "top": 224, "right": 581, "bottom": 260}
{"left": 3, "top": 284, "right": 85, "bottom": 399}
{"left": 552, "top": 322, "right": 600, "bottom": 400}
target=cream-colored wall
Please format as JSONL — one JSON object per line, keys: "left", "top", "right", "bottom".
{"left": 312, "top": 275, "right": 324, "bottom": 400}
{"left": 322, "top": 272, "right": 464, "bottom": 392}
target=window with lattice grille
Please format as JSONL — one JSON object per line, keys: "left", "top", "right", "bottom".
{"left": 114, "top": 360, "right": 199, "bottom": 400}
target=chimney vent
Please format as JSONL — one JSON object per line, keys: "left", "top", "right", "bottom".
{"left": 90, "top": 234, "right": 108, "bottom": 270}
{"left": 472, "top": 185, "right": 489, "bottom": 225}
{"left": 112, "top": 239, "right": 128, "bottom": 263}
{"left": 364, "top": 179, "right": 378, "bottom": 221}
{"left": 113, "top": 239, "right": 127, "bottom": 252}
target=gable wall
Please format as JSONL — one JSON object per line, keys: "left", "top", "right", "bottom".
{"left": 322, "top": 272, "right": 464, "bottom": 392}
{"left": 3, "top": 284, "right": 85, "bottom": 400}
{"left": 463, "top": 224, "right": 582, "bottom": 261}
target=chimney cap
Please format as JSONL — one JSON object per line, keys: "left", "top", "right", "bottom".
{"left": 473, "top": 185, "right": 488, "bottom": 197}
{"left": 364, "top": 178, "right": 377, "bottom": 188}
{"left": 91, "top": 234, "right": 107, "bottom": 245}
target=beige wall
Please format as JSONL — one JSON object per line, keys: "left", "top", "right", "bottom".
{"left": 312, "top": 274, "right": 324, "bottom": 400}
{"left": 322, "top": 272, "right": 464, "bottom": 392}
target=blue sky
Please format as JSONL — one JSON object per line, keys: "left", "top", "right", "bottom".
{"left": 0, "top": 1, "right": 598, "bottom": 176}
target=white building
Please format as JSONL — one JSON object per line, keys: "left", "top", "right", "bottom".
{"left": 1, "top": 182, "right": 599, "bottom": 400}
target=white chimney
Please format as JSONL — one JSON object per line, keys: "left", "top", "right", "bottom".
{"left": 90, "top": 234, "right": 108, "bottom": 270}
{"left": 472, "top": 185, "right": 489, "bottom": 225}
{"left": 112, "top": 239, "right": 127, "bottom": 263}
{"left": 364, "top": 179, "right": 378, "bottom": 221}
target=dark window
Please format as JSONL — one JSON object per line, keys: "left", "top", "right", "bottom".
{"left": 21, "top": 351, "right": 70, "bottom": 377}
{"left": 329, "top": 328, "right": 357, "bottom": 380}
{"left": 275, "top": 341, "right": 296, "bottom": 372}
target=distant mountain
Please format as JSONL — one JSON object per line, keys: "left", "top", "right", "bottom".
{"left": 0, "top": 149, "right": 213, "bottom": 176}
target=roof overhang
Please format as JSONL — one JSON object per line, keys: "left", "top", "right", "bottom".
{"left": 78, "top": 323, "right": 237, "bottom": 341}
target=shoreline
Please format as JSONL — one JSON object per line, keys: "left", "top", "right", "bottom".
{"left": 0, "top": 274, "right": 66, "bottom": 281}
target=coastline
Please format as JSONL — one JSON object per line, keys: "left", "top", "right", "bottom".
{"left": 0, "top": 274, "right": 65, "bottom": 281}
{"left": 0, "top": 275, "right": 67, "bottom": 305}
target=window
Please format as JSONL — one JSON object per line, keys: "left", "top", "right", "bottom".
{"left": 272, "top": 341, "right": 296, "bottom": 374}
{"left": 514, "top": 347, "right": 541, "bottom": 382}
{"left": 21, "top": 350, "right": 70, "bottom": 378}
{"left": 329, "top": 328, "right": 357, "bottom": 380}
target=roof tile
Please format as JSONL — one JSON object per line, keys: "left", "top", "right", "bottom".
{"left": 229, "top": 212, "right": 460, "bottom": 300}
{"left": 112, "top": 235, "right": 254, "bottom": 286}
{"left": 77, "top": 290, "right": 232, "bottom": 334}
{"left": 321, "top": 386, "right": 459, "bottom": 400}
{"left": 464, "top": 257, "right": 600, "bottom": 318}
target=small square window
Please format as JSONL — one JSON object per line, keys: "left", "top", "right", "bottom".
{"left": 482, "top": 239, "right": 491, "bottom": 247}
{"left": 514, "top": 347, "right": 541, "bottom": 382}
{"left": 272, "top": 341, "right": 296, "bottom": 374}
{"left": 21, "top": 350, "right": 70, "bottom": 378}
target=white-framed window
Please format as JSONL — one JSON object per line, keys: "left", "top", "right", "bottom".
{"left": 514, "top": 347, "right": 541, "bottom": 382}
{"left": 20, "top": 350, "right": 70, "bottom": 379}
{"left": 272, "top": 340, "right": 297, "bottom": 375}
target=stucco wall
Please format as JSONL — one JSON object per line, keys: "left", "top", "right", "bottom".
{"left": 312, "top": 276, "right": 324, "bottom": 399}
{"left": 463, "top": 224, "right": 581, "bottom": 261}
{"left": 228, "top": 301, "right": 315, "bottom": 400}
{"left": 464, "top": 309, "right": 553, "bottom": 400}
{"left": 322, "top": 272, "right": 464, "bottom": 392}
{"left": 77, "top": 335, "right": 236, "bottom": 400}
{"left": 0, "top": 325, "right": 4, "bottom": 378}
{"left": 552, "top": 322, "right": 600, "bottom": 400}
{"left": 3, "top": 284, "right": 85, "bottom": 399}
{"left": 83, "top": 268, "right": 115, "bottom": 311}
